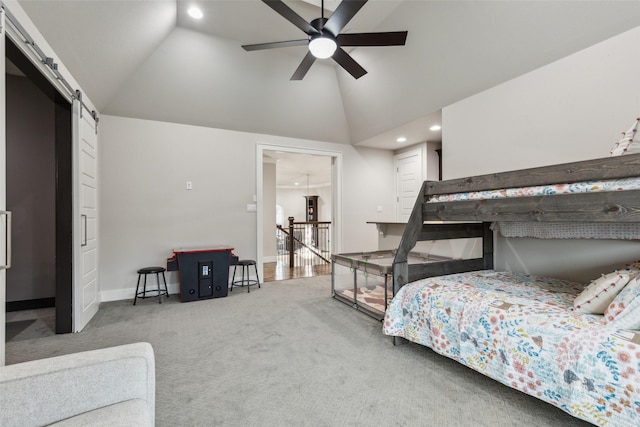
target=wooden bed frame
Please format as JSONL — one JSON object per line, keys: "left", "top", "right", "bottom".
{"left": 392, "top": 153, "right": 640, "bottom": 294}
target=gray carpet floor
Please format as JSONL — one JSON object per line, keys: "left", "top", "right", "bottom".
{"left": 6, "top": 276, "right": 591, "bottom": 426}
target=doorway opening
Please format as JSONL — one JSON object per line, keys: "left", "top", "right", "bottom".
{"left": 257, "top": 144, "right": 342, "bottom": 282}
{"left": 4, "top": 36, "right": 73, "bottom": 340}
{"left": 265, "top": 151, "right": 332, "bottom": 281}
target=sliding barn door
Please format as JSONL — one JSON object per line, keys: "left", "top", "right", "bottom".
{"left": 72, "top": 102, "right": 99, "bottom": 332}
{"left": 0, "top": 9, "right": 7, "bottom": 365}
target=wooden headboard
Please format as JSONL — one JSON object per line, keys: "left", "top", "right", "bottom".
{"left": 391, "top": 153, "right": 640, "bottom": 292}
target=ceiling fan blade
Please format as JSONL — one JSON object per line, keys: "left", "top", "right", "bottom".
{"left": 291, "top": 51, "right": 317, "bottom": 80}
{"left": 242, "top": 39, "right": 309, "bottom": 51}
{"left": 337, "top": 31, "right": 408, "bottom": 47}
{"left": 332, "top": 47, "right": 367, "bottom": 79}
{"left": 324, "top": 0, "right": 367, "bottom": 36}
{"left": 263, "top": 0, "right": 319, "bottom": 35}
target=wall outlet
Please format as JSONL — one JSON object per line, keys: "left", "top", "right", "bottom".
{"left": 246, "top": 204, "right": 257, "bottom": 212}
{"left": 186, "top": 181, "right": 193, "bottom": 190}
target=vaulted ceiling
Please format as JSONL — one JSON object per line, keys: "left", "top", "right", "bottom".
{"left": 17, "top": 0, "right": 640, "bottom": 149}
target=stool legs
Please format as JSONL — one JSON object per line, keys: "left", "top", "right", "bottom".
{"left": 253, "top": 263, "right": 261, "bottom": 290}
{"left": 230, "top": 262, "right": 260, "bottom": 293}
{"left": 144, "top": 274, "right": 148, "bottom": 301}
{"left": 246, "top": 263, "right": 261, "bottom": 293}
{"left": 134, "top": 274, "right": 142, "bottom": 305}
{"left": 134, "top": 270, "right": 169, "bottom": 305}
{"left": 156, "top": 271, "right": 163, "bottom": 304}
{"left": 156, "top": 271, "right": 169, "bottom": 303}
{"left": 244, "top": 265, "right": 250, "bottom": 293}
{"left": 161, "top": 271, "right": 169, "bottom": 299}
{"left": 230, "top": 265, "right": 237, "bottom": 292}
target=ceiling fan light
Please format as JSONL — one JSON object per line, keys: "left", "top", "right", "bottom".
{"left": 187, "top": 7, "right": 203, "bottom": 19}
{"left": 309, "top": 36, "right": 337, "bottom": 59}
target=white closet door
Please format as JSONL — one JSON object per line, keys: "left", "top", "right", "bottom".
{"left": 395, "top": 149, "right": 423, "bottom": 222}
{"left": 0, "top": 10, "right": 7, "bottom": 365}
{"left": 73, "top": 102, "right": 99, "bottom": 332}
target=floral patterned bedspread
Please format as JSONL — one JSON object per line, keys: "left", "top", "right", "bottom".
{"left": 428, "top": 177, "right": 640, "bottom": 203}
{"left": 383, "top": 270, "right": 640, "bottom": 426}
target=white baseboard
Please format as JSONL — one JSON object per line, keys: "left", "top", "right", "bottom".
{"left": 101, "top": 283, "right": 180, "bottom": 303}
{"left": 263, "top": 256, "right": 277, "bottom": 263}
{"left": 99, "top": 280, "right": 245, "bottom": 303}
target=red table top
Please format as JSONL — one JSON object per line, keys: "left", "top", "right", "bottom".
{"left": 172, "top": 246, "right": 234, "bottom": 255}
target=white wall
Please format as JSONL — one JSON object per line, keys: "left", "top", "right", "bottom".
{"left": 262, "top": 161, "right": 277, "bottom": 261}
{"left": 276, "top": 185, "right": 332, "bottom": 224}
{"left": 99, "top": 115, "right": 395, "bottom": 300}
{"left": 443, "top": 26, "right": 640, "bottom": 282}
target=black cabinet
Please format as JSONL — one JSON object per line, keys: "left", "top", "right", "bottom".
{"left": 167, "top": 247, "right": 238, "bottom": 302}
{"left": 305, "top": 195, "right": 318, "bottom": 221}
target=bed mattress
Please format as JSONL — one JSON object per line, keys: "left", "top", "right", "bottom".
{"left": 383, "top": 270, "right": 640, "bottom": 426}
{"left": 427, "top": 177, "right": 640, "bottom": 202}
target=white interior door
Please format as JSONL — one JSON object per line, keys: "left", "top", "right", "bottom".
{"left": 395, "top": 149, "right": 423, "bottom": 222}
{"left": 73, "top": 102, "right": 99, "bottom": 332}
{"left": 0, "top": 10, "right": 7, "bottom": 365}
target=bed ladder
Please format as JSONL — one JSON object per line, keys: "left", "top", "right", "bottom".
{"left": 392, "top": 182, "right": 494, "bottom": 295}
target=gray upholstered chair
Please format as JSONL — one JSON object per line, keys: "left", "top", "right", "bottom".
{"left": 0, "top": 342, "right": 155, "bottom": 426}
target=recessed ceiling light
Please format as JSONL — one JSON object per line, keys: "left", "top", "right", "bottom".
{"left": 294, "top": 182, "right": 300, "bottom": 186}
{"left": 430, "top": 124, "right": 441, "bottom": 131}
{"left": 188, "top": 7, "right": 203, "bottom": 19}
{"left": 396, "top": 136, "right": 407, "bottom": 143}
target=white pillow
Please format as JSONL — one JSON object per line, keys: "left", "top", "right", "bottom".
{"left": 573, "top": 270, "right": 634, "bottom": 314}
{"left": 604, "top": 274, "right": 640, "bottom": 329}
{"left": 609, "top": 118, "right": 639, "bottom": 156}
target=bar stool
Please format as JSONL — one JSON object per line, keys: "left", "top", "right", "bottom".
{"left": 231, "top": 260, "right": 260, "bottom": 293}
{"left": 133, "top": 267, "right": 169, "bottom": 305}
